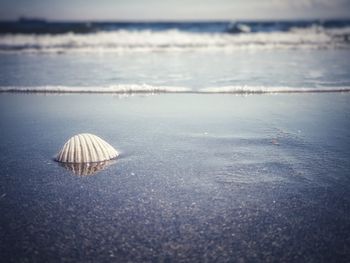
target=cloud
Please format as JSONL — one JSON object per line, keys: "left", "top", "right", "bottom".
{"left": 269, "top": 0, "right": 348, "bottom": 8}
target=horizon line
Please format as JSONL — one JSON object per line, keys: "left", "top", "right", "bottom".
{"left": 1, "top": 17, "right": 350, "bottom": 23}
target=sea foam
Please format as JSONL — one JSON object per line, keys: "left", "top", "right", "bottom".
{"left": 1, "top": 85, "right": 350, "bottom": 94}
{"left": 0, "top": 26, "right": 349, "bottom": 53}
{"left": 0, "top": 85, "right": 190, "bottom": 93}
{"left": 200, "top": 86, "right": 350, "bottom": 94}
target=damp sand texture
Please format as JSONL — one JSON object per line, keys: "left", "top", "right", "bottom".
{"left": 0, "top": 93, "right": 350, "bottom": 262}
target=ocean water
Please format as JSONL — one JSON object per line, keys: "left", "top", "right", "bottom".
{"left": 0, "top": 20, "right": 350, "bottom": 262}
{"left": 1, "top": 20, "right": 350, "bottom": 52}
{"left": 1, "top": 49, "right": 350, "bottom": 93}
{"left": 0, "top": 20, "right": 350, "bottom": 94}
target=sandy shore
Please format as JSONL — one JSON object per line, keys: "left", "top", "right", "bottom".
{"left": 0, "top": 93, "right": 349, "bottom": 262}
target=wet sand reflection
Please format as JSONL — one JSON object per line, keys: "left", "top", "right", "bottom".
{"left": 59, "top": 160, "right": 116, "bottom": 176}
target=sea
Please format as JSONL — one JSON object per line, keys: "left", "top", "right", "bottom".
{"left": 0, "top": 20, "right": 350, "bottom": 262}
{"left": 0, "top": 19, "right": 350, "bottom": 93}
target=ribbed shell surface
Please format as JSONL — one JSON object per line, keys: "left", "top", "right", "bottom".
{"left": 56, "top": 133, "right": 118, "bottom": 163}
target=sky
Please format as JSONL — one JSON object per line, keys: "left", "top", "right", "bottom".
{"left": 0, "top": 0, "right": 349, "bottom": 21}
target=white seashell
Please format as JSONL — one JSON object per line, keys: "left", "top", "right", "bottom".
{"left": 56, "top": 133, "right": 118, "bottom": 163}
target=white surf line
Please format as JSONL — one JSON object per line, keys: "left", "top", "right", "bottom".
{"left": 1, "top": 86, "right": 350, "bottom": 94}
{"left": 198, "top": 86, "right": 350, "bottom": 94}
{"left": 0, "top": 85, "right": 191, "bottom": 94}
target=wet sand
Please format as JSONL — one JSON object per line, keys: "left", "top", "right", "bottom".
{"left": 0, "top": 93, "right": 350, "bottom": 262}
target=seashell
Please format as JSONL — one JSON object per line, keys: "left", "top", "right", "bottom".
{"left": 56, "top": 133, "right": 118, "bottom": 163}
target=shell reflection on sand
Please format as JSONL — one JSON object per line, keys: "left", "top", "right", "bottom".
{"left": 59, "top": 160, "right": 114, "bottom": 176}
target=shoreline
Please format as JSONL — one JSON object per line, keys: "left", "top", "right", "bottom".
{"left": 1, "top": 87, "right": 350, "bottom": 94}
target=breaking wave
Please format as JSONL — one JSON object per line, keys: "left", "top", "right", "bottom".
{"left": 1, "top": 20, "right": 349, "bottom": 52}
{"left": 0, "top": 30, "right": 348, "bottom": 53}
{"left": 0, "top": 25, "right": 350, "bottom": 52}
